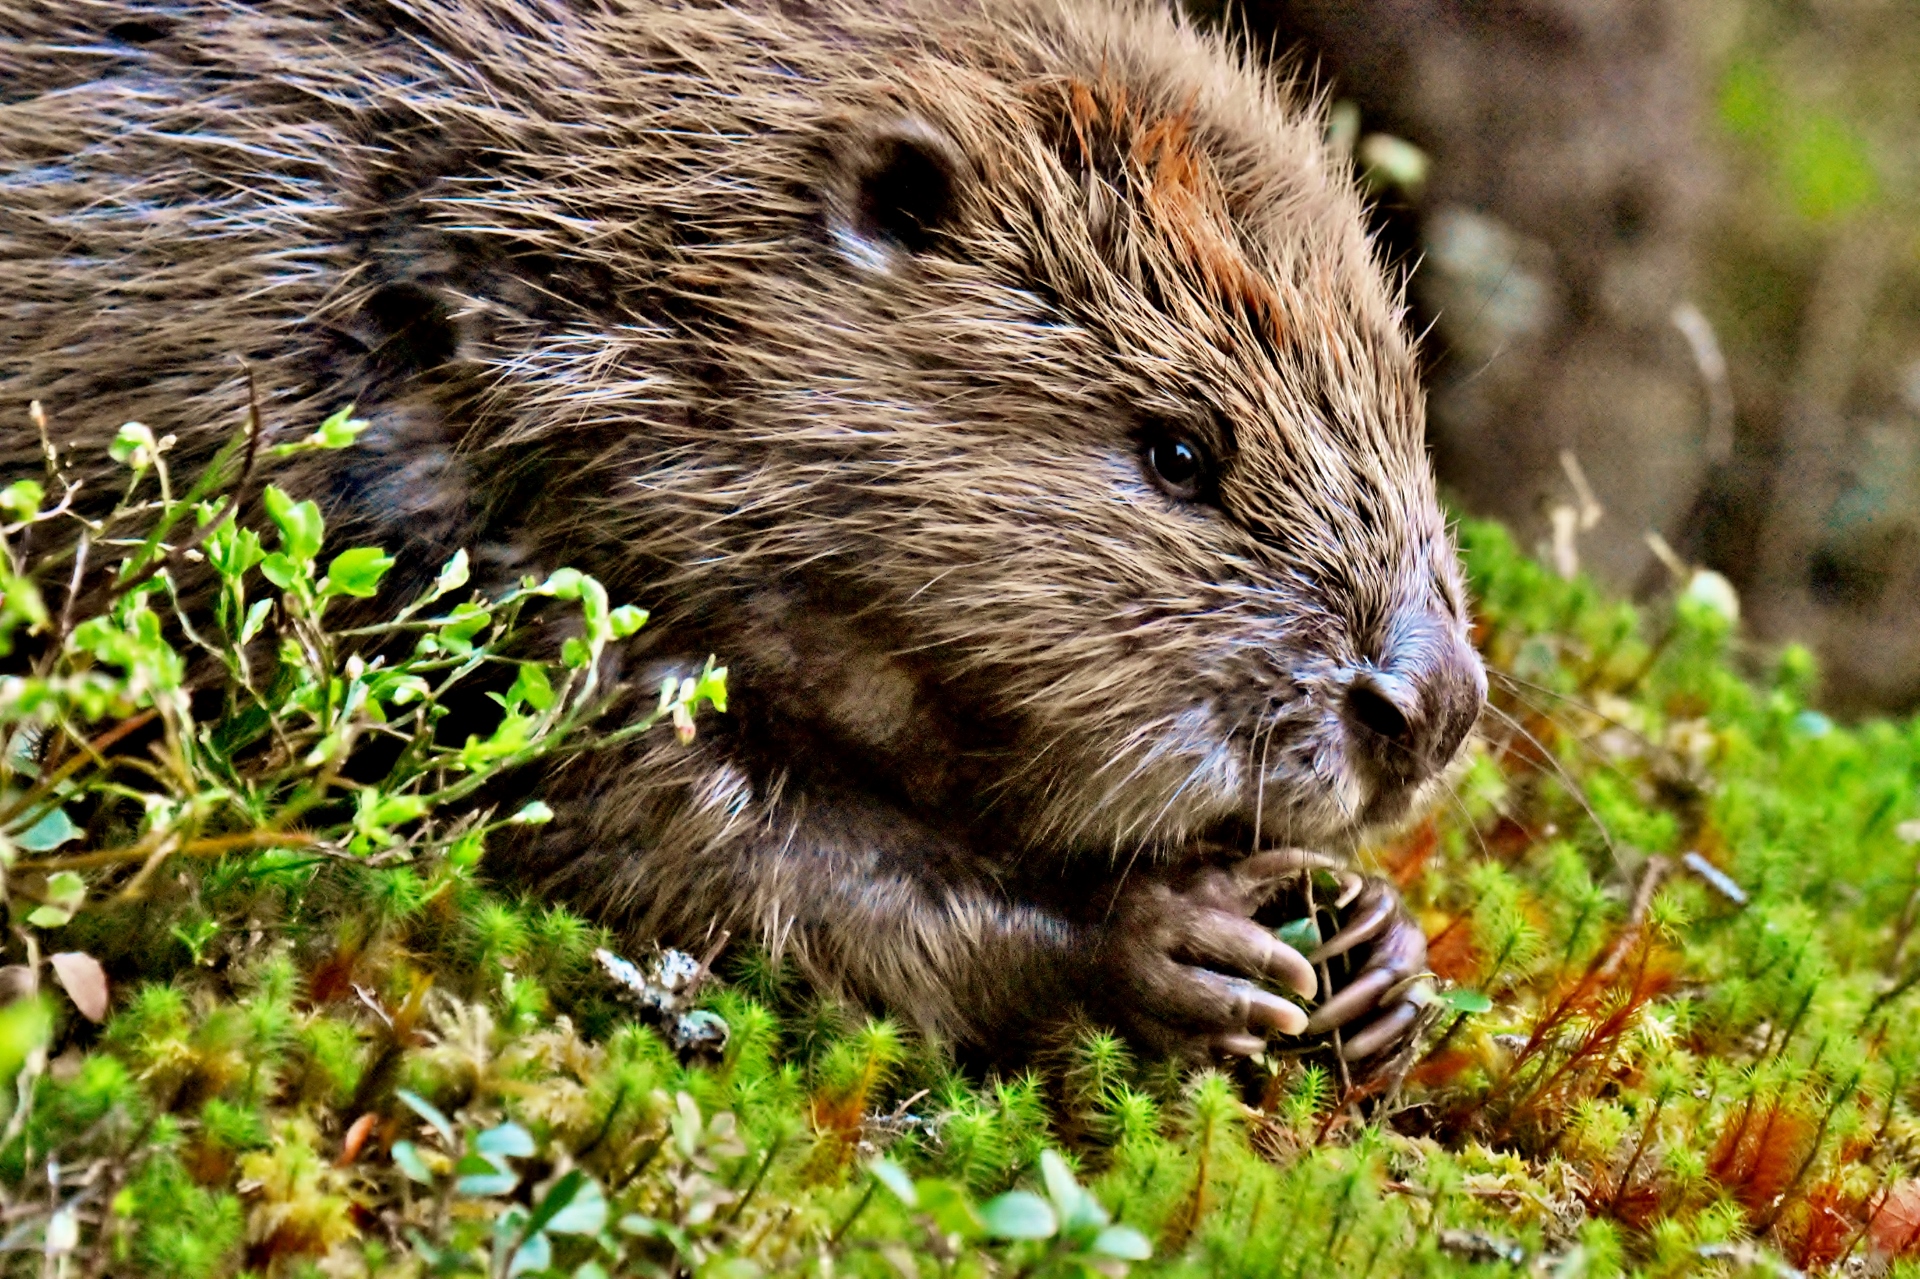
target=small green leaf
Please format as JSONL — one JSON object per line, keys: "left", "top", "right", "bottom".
{"left": 1090, "top": 1224, "right": 1153, "bottom": 1260}
{"left": 691, "top": 660, "right": 729, "bottom": 714}
{"left": 454, "top": 1152, "right": 519, "bottom": 1198}
{"left": 43, "top": 871, "right": 85, "bottom": 910}
{"left": 1436, "top": 988, "right": 1493, "bottom": 1014}
{"left": 475, "top": 1122, "right": 536, "bottom": 1159}
{"left": 609, "top": 605, "right": 648, "bottom": 638}
{"left": 239, "top": 598, "right": 273, "bottom": 644}
{"left": 1040, "top": 1150, "right": 1081, "bottom": 1217}
{"left": 506, "top": 1231, "right": 550, "bottom": 1278}
{"left": 507, "top": 663, "right": 554, "bottom": 713}
{"left": 353, "top": 789, "right": 426, "bottom": 848}
{"left": 314, "top": 404, "right": 370, "bottom": 449}
{"left": 619, "top": 1214, "right": 693, "bottom": 1257}
{"left": 405, "top": 1228, "right": 455, "bottom": 1269}
{"left": 14, "top": 806, "right": 81, "bottom": 852}
{"left": 323, "top": 547, "right": 396, "bottom": 599}
{"left": 261, "top": 486, "right": 324, "bottom": 562}
{"left": 917, "top": 1179, "right": 984, "bottom": 1239}
{"left": 373, "top": 673, "right": 430, "bottom": 707}
{"left": 870, "top": 1158, "right": 918, "bottom": 1208}
{"left": 437, "top": 603, "right": 492, "bottom": 652}
{"left": 271, "top": 404, "right": 370, "bottom": 455}
{"left": 526, "top": 1170, "right": 587, "bottom": 1236}
{"left": 1274, "top": 916, "right": 1322, "bottom": 952}
{"left": 396, "top": 1089, "right": 457, "bottom": 1146}
{"left": 578, "top": 576, "right": 611, "bottom": 644}
{"left": 370, "top": 793, "right": 428, "bottom": 828}
{"left": 206, "top": 521, "right": 264, "bottom": 579}
{"left": 392, "top": 1141, "right": 434, "bottom": 1183}
{"left": 259, "top": 553, "right": 300, "bottom": 590}
{"left": 27, "top": 905, "right": 74, "bottom": 929}
{"left": 0, "top": 479, "right": 44, "bottom": 521}
{"left": 671, "top": 1091, "right": 704, "bottom": 1160}
{"left": 540, "top": 1173, "right": 608, "bottom": 1236}
{"left": 1040, "top": 1149, "right": 1107, "bottom": 1232}
{"left": 561, "top": 637, "right": 592, "bottom": 669}
{"left": 980, "top": 1190, "right": 1057, "bottom": 1240}
{"left": 0, "top": 996, "right": 51, "bottom": 1084}
{"left": 458, "top": 712, "right": 535, "bottom": 770}
{"left": 509, "top": 802, "right": 553, "bottom": 826}
{"left": 109, "top": 421, "right": 158, "bottom": 467}
{"left": 538, "top": 568, "right": 586, "bottom": 599}
{"left": 426, "top": 549, "right": 470, "bottom": 601}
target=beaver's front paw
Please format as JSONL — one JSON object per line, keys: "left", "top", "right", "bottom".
{"left": 1264, "top": 872, "right": 1432, "bottom": 1065}
{"left": 1092, "top": 851, "right": 1326, "bottom": 1060}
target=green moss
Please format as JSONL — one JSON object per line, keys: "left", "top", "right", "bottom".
{"left": 0, "top": 423, "right": 1915, "bottom": 1276}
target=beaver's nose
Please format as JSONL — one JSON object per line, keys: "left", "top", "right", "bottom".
{"left": 1341, "top": 628, "right": 1485, "bottom": 797}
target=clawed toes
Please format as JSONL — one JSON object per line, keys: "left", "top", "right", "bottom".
{"left": 1108, "top": 861, "right": 1434, "bottom": 1066}
{"left": 1176, "top": 969, "right": 1308, "bottom": 1038}
{"left": 1305, "top": 965, "right": 1398, "bottom": 1035}
{"left": 1133, "top": 965, "right": 1309, "bottom": 1058}
{"left": 1337, "top": 998, "right": 1425, "bottom": 1062}
{"left": 1308, "top": 879, "right": 1396, "bottom": 964}
{"left": 1210, "top": 1031, "right": 1268, "bottom": 1058}
{"left": 1238, "top": 978, "right": 1309, "bottom": 1036}
{"left": 1283, "top": 874, "right": 1436, "bottom": 1065}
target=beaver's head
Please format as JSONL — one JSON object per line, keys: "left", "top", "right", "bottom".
{"left": 551, "top": 0, "right": 1484, "bottom": 858}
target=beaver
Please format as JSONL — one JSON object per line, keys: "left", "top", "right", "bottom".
{"left": 1, "top": 0, "right": 1484, "bottom": 1062}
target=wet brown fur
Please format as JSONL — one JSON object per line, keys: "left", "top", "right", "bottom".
{"left": 1, "top": 0, "right": 1481, "bottom": 1054}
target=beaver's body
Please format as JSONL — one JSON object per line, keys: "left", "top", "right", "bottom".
{"left": 2, "top": 0, "right": 1482, "bottom": 1058}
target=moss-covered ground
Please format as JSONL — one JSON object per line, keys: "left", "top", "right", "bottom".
{"left": 1, "top": 415, "right": 1918, "bottom": 1277}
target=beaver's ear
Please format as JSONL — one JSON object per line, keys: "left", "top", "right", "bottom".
{"left": 828, "top": 116, "right": 970, "bottom": 270}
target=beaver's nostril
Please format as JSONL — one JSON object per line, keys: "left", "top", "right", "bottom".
{"left": 1429, "top": 683, "right": 1479, "bottom": 764}
{"left": 1341, "top": 634, "right": 1486, "bottom": 805}
{"left": 1346, "top": 678, "right": 1411, "bottom": 746}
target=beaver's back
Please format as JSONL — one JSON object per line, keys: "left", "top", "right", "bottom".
{"left": 1, "top": 0, "right": 1346, "bottom": 474}
{"left": 1, "top": 2, "right": 817, "bottom": 450}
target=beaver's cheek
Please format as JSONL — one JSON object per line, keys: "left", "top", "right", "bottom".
{"left": 1245, "top": 733, "right": 1372, "bottom": 847}
{"left": 1157, "top": 702, "right": 1254, "bottom": 807}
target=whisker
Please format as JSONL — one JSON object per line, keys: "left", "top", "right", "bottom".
{"left": 1478, "top": 703, "right": 1622, "bottom": 873}
{"left": 1488, "top": 667, "right": 1668, "bottom": 760}
{"left": 1103, "top": 839, "right": 1153, "bottom": 928}
{"left": 1438, "top": 770, "right": 1498, "bottom": 866}
{"left": 1251, "top": 709, "right": 1275, "bottom": 855}
{"left": 1488, "top": 680, "right": 1656, "bottom": 793}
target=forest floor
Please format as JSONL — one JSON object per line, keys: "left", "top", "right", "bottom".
{"left": 1, "top": 417, "right": 1917, "bottom": 1277}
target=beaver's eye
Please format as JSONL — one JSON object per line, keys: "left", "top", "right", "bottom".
{"left": 1142, "top": 431, "right": 1211, "bottom": 501}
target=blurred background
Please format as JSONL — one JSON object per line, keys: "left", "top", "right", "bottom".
{"left": 1187, "top": 0, "right": 1920, "bottom": 714}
